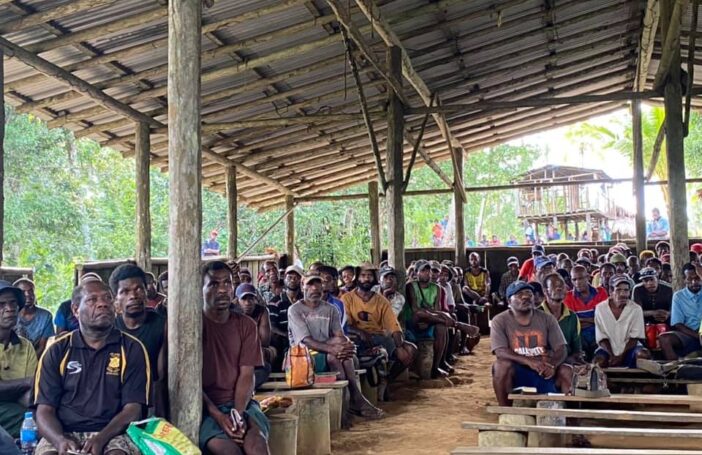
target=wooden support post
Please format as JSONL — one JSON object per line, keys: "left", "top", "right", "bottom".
{"left": 585, "top": 213, "right": 591, "bottom": 241}
{"left": 632, "top": 100, "right": 647, "bottom": 254}
{"left": 385, "top": 46, "right": 406, "bottom": 285}
{"left": 454, "top": 149, "right": 466, "bottom": 267}
{"left": 661, "top": 0, "right": 689, "bottom": 290}
{"left": 369, "top": 181, "right": 381, "bottom": 265}
{"left": 226, "top": 166, "right": 237, "bottom": 259}
{"left": 135, "top": 121, "right": 151, "bottom": 272}
{"left": 0, "top": 50, "right": 4, "bottom": 265}
{"left": 167, "top": 0, "right": 202, "bottom": 442}
{"left": 285, "top": 195, "right": 295, "bottom": 260}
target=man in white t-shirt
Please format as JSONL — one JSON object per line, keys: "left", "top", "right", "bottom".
{"left": 593, "top": 276, "right": 650, "bottom": 368}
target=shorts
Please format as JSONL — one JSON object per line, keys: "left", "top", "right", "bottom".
{"left": 667, "top": 330, "right": 702, "bottom": 357}
{"left": 35, "top": 433, "right": 139, "bottom": 455}
{"left": 310, "top": 350, "right": 328, "bottom": 373}
{"left": 356, "top": 334, "right": 397, "bottom": 358}
{"left": 593, "top": 342, "right": 647, "bottom": 368}
{"left": 404, "top": 322, "right": 435, "bottom": 342}
{"left": 509, "top": 363, "right": 557, "bottom": 394}
{"left": 199, "top": 401, "right": 270, "bottom": 449}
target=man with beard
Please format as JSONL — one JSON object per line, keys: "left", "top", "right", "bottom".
{"left": 267, "top": 265, "right": 303, "bottom": 371}
{"left": 13, "top": 278, "right": 54, "bottom": 356}
{"left": 318, "top": 265, "right": 346, "bottom": 328}
{"left": 111, "top": 264, "right": 167, "bottom": 416}
{"left": 564, "top": 265, "right": 608, "bottom": 360}
{"left": 258, "top": 261, "right": 279, "bottom": 304}
{"left": 377, "top": 266, "right": 406, "bottom": 318}
{"left": 143, "top": 272, "right": 166, "bottom": 310}
{"left": 534, "top": 257, "right": 556, "bottom": 287}
{"left": 200, "top": 262, "right": 270, "bottom": 455}
{"left": 595, "top": 263, "right": 616, "bottom": 294}
{"left": 463, "top": 253, "right": 491, "bottom": 305}
{"left": 491, "top": 281, "right": 569, "bottom": 406}
{"left": 659, "top": 263, "right": 702, "bottom": 360}
{"left": 234, "top": 283, "right": 275, "bottom": 389}
{"left": 633, "top": 267, "right": 672, "bottom": 325}
{"left": 0, "top": 281, "right": 37, "bottom": 438}
{"left": 406, "top": 260, "right": 454, "bottom": 378}
{"left": 593, "top": 276, "right": 649, "bottom": 368}
{"left": 541, "top": 274, "right": 583, "bottom": 365}
{"left": 34, "top": 280, "right": 149, "bottom": 455}
{"left": 342, "top": 264, "right": 417, "bottom": 390}
{"left": 289, "top": 273, "right": 383, "bottom": 420}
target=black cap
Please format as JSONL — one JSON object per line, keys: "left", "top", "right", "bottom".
{"left": 0, "top": 280, "right": 25, "bottom": 310}
{"left": 506, "top": 281, "right": 534, "bottom": 299}
{"left": 379, "top": 266, "right": 396, "bottom": 278}
{"left": 639, "top": 267, "right": 658, "bottom": 279}
{"left": 531, "top": 244, "right": 545, "bottom": 254}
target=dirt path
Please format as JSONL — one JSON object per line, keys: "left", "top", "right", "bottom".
{"left": 331, "top": 343, "right": 497, "bottom": 454}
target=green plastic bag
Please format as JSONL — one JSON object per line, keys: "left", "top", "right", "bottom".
{"left": 126, "top": 418, "right": 201, "bottom": 455}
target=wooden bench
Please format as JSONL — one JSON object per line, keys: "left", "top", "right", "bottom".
{"left": 452, "top": 448, "right": 702, "bottom": 454}
{"left": 486, "top": 405, "right": 702, "bottom": 423}
{"left": 507, "top": 393, "right": 702, "bottom": 406}
{"left": 462, "top": 421, "right": 702, "bottom": 438}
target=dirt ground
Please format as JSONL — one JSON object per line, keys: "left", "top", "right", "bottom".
{"left": 331, "top": 342, "right": 497, "bottom": 455}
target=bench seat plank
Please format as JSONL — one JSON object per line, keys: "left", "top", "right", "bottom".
{"left": 452, "top": 448, "right": 702, "bottom": 454}
{"left": 507, "top": 393, "right": 702, "bottom": 405}
{"left": 462, "top": 422, "right": 702, "bottom": 438}
{"left": 485, "top": 405, "right": 702, "bottom": 423}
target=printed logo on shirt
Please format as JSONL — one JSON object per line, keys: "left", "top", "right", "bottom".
{"left": 511, "top": 330, "right": 546, "bottom": 357}
{"left": 357, "top": 311, "right": 372, "bottom": 322}
{"left": 106, "top": 352, "right": 121, "bottom": 376}
{"left": 66, "top": 361, "right": 82, "bottom": 375}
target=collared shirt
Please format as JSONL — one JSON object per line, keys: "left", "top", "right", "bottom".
{"left": 595, "top": 300, "right": 645, "bottom": 356}
{"left": 267, "top": 290, "right": 301, "bottom": 335}
{"left": 258, "top": 283, "right": 277, "bottom": 304}
{"left": 16, "top": 306, "right": 55, "bottom": 347}
{"left": 34, "top": 329, "right": 150, "bottom": 433}
{"left": 564, "top": 286, "right": 609, "bottom": 333}
{"left": 647, "top": 217, "right": 669, "bottom": 238}
{"left": 671, "top": 287, "right": 702, "bottom": 331}
{"left": 539, "top": 302, "right": 581, "bottom": 356}
{"left": 0, "top": 331, "right": 37, "bottom": 382}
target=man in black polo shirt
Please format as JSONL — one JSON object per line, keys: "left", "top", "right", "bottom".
{"left": 111, "top": 263, "right": 167, "bottom": 416}
{"left": 34, "top": 280, "right": 150, "bottom": 455}
{"left": 267, "top": 265, "right": 303, "bottom": 371}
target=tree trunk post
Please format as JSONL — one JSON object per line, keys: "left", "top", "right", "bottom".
{"left": 135, "top": 121, "right": 151, "bottom": 272}
{"left": 454, "top": 148, "right": 466, "bottom": 267}
{"left": 167, "top": 0, "right": 202, "bottom": 442}
{"left": 632, "top": 99, "right": 647, "bottom": 254}
{"left": 285, "top": 195, "right": 295, "bottom": 260}
{"left": 661, "top": 0, "right": 688, "bottom": 290}
{"left": 226, "top": 166, "right": 237, "bottom": 259}
{"left": 0, "top": 50, "right": 4, "bottom": 265}
{"left": 385, "top": 46, "right": 406, "bottom": 285}
{"left": 368, "top": 180, "right": 381, "bottom": 265}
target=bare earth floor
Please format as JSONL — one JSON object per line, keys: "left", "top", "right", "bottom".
{"left": 331, "top": 342, "right": 496, "bottom": 454}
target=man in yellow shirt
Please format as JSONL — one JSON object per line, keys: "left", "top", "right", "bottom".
{"left": 0, "top": 281, "right": 38, "bottom": 438}
{"left": 342, "top": 263, "right": 416, "bottom": 388}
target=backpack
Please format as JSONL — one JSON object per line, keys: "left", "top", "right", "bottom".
{"left": 284, "top": 344, "right": 314, "bottom": 388}
{"left": 571, "top": 363, "right": 610, "bottom": 398}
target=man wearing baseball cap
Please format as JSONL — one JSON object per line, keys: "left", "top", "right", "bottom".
{"left": 235, "top": 283, "right": 275, "bottom": 389}
{"left": 519, "top": 244, "right": 545, "bottom": 282}
{"left": 0, "top": 281, "right": 37, "bottom": 438}
{"left": 565, "top": 265, "right": 608, "bottom": 360}
{"left": 498, "top": 257, "right": 520, "bottom": 303}
{"left": 377, "top": 265, "right": 406, "bottom": 317}
{"left": 593, "top": 275, "right": 650, "bottom": 368}
{"left": 633, "top": 267, "right": 672, "bottom": 350}
{"left": 491, "top": 281, "right": 569, "bottom": 406}
{"left": 289, "top": 273, "right": 383, "bottom": 419}
{"left": 202, "top": 229, "right": 221, "bottom": 256}
{"left": 267, "top": 265, "right": 304, "bottom": 371}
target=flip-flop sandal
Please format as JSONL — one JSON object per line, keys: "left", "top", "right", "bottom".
{"left": 350, "top": 404, "right": 385, "bottom": 420}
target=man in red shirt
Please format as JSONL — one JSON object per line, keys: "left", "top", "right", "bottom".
{"left": 564, "top": 265, "right": 608, "bottom": 360}
{"left": 519, "top": 244, "right": 545, "bottom": 282}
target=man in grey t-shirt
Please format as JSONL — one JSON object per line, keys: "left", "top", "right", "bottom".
{"left": 287, "top": 273, "right": 383, "bottom": 420}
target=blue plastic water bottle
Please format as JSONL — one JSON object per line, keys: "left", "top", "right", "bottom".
{"left": 20, "top": 411, "right": 37, "bottom": 455}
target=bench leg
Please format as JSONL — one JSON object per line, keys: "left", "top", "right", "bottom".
{"left": 527, "top": 400, "right": 566, "bottom": 447}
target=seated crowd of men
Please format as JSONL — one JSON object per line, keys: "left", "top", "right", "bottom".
{"left": 490, "top": 241, "right": 702, "bottom": 406}
{"left": 0, "top": 254, "right": 491, "bottom": 454}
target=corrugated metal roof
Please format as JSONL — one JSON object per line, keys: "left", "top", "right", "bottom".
{"left": 0, "top": 0, "right": 681, "bottom": 208}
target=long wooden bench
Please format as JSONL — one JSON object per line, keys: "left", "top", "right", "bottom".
{"left": 461, "top": 422, "right": 702, "bottom": 438}
{"left": 452, "top": 448, "right": 702, "bottom": 454}
{"left": 486, "top": 405, "right": 702, "bottom": 423}
{"left": 507, "top": 393, "right": 702, "bottom": 406}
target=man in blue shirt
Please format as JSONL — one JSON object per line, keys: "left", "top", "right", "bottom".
{"left": 202, "top": 230, "right": 221, "bottom": 256}
{"left": 647, "top": 208, "right": 670, "bottom": 239}
{"left": 659, "top": 263, "right": 702, "bottom": 360}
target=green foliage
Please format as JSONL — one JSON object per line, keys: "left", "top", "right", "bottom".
{"left": 2, "top": 109, "right": 539, "bottom": 311}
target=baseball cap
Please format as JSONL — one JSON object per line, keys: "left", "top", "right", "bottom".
{"left": 0, "top": 280, "right": 25, "bottom": 309}
{"left": 610, "top": 253, "right": 627, "bottom": 264}
{"left": 235, "top": 283, "right": 257, "bottom": 299}
{"left": 535, "top": 256, "right": 555, "bottom": 270}
{"left": 610, "top": 275, "right": 632, "bottom": 289}
{"left": 507, "top": 256, "right": 519, "bottom": 266}
{"left": 440, "top": 264, "right": 454, "bottom": 280}
{"left": 429, "top": 260, "right": 441, "bottom": 271}
{"left": 284, "top": 265, "right": 304, "bottom": 277}
{"left": 656, "top": 241, "right": 670, "bottom": 251}
{"left": 358, "top": 262, "right": 378, "bottom": 272}
{"left": 575, "top": 257, "right": 592, "bottom": 266}
{"left": 210, "top": 230, "right": 218, "bottom": 236}
{"left": 302, "top": 273, "right": 323, "bottom": 285}
{"left": 379, "top": 266, "right": 396, "bottom": 278}
{"left": 414, "top": 260, "right": 431, "bottom": 272}
{"left": 238, "top": 267, "right": 251, "bottom": 276}
{"left": 506, "top": 281, "right": 534, "bottom": 299}
{"left": 531, "top": 244, "right": 545, "bottom": 254}
{"left": 639, "top": 267, "right": 658, "bottom": 279}
{"left": 692, "top": 243, "right": 702, "bottom": 255}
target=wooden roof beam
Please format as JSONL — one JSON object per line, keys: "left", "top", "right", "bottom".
{"left": 0, "top": 0, "right": 117, "bottom": 35}
{"left": 353, "top": 0, "right": 467, "bottom": 200}
{"left": 635, "top": 0, "right": 660, "bottom": 91}
{"left": 653, "top": 0, "right": 687, "bottom": 90}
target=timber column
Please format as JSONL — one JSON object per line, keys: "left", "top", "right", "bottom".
{"left": 632, "top": 100, "right": 646, "bottom": 254}
{"left": 661, "top": 0, "right": 688, "bottom": 289}
{"left": 369, "top": 181, "right": 381, "bottom": 264}
{"left": 167, "top": 0, "right": 202, "bottom": 441}
{"left": 226, "top": 166, "right": 237, "bottom": 259}
{"left": 0, "top": 50, "right": 4, "bottom": 265}
{"left": 285, "top": 195, "right": 295, "bottom": 260}
{"left": 386, "top": 46, "right": 405, "bottom": 284}
{"left": 135, "top": 121, "right": 151, "bottom": 272}
{"left": 454, "top": 149, "right": 466, "bottom": 267}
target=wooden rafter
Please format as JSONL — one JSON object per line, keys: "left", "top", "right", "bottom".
{"left": 635, "top": 0, "right": 660, "bottom": 91}
{"left": 653, "top": 0, "right": 687, "bottom": 90}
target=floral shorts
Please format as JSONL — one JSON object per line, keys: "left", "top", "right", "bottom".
{"left": 35, "top": 432, "right": 139, "bottom": 455}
